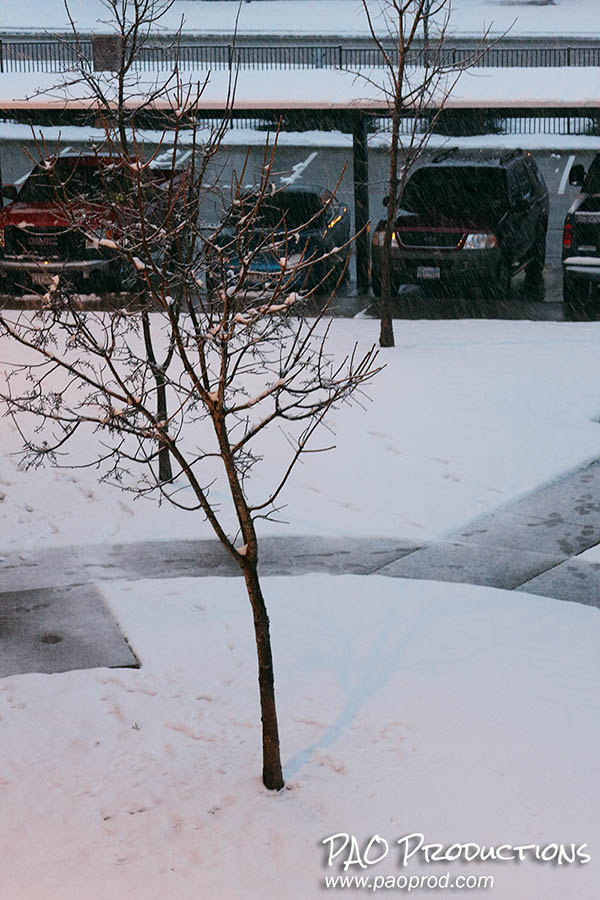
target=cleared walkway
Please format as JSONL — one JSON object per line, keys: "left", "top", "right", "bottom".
{"left": 376, "top": 458, "right": 600, "bottom": 608}
{"left": 3, "top": 459, "right": 600, "bottom": 676}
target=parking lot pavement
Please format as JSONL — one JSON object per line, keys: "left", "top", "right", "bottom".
{"left": 0, "top": 277, "right": 569, "bottom": 322}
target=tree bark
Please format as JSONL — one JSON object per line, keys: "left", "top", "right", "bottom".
{"left": 156, "top": 374, "right": 173, "bottom": 483}
{"left": 241, "top": 562, "right": 284, "bottom": 791}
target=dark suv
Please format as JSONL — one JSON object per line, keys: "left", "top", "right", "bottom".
{"left": 371, "top": 150, "right": 549, "bottom": 299}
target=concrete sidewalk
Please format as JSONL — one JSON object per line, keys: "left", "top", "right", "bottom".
{"left": 3, "top": 457, "right": 600, "bottom": 677}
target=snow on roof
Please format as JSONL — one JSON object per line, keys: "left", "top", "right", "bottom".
{"left": 1, "top": 65, "right": 600, "bottom": 112}
{"left": 0, "top": 0, "right": 598, "bottom": 41}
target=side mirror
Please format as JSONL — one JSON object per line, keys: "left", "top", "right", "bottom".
{"left": 382, "top": 195, "right": 389, "bottom": 207}
{"left": 569, "top": 164, "right": 585, "bottom": 187}
{"left": 2, "top": 184, "right": 17, "bottom": 201}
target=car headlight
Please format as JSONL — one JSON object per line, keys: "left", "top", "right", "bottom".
{"left": 462, "top": 233, "right": 498, "bottom": 250}
{"left": 372, "top": 230, "right": 399, "bottom": 247}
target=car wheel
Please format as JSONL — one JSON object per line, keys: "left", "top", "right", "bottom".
{"left": 489, "top": 259, "right": 511, "bottom": 300}
{"left": 371, "top": 270, "right": 399, "bottom": 299}
{"left": 371, "top": 270, "right": 382, "bottom": 297}
{"left": 524, "top": 223, "right": 547, "bottom": 297}
{"left": 563, "top": 272, "right": 591, "bottom": 321}
{"left": 318, "top": 253, "right": 349, "bottom": 294}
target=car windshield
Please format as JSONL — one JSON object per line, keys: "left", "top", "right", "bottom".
{"left": 18, "top": 159, "right": 126, "bottom": 204}
{"left": 227, "top": 190, "right": 326, "bottom": 230}
{"left": 400, "top": 166, "right": 508, "bottom": 219}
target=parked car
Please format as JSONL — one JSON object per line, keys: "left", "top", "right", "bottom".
{"left": 562, "top": 154, "right": 600, "bottom": 315}
{"left": 205, "top": 184, "right": 350, "bottom": 296}
{"left": 0, "top": 147, "right": 191, "bottom": 294}
{"left": 371, "top": 149, "right": 549, "bottom": 299}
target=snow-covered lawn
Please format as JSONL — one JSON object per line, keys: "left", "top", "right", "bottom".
{"left": 1, "top": 575, "right": 598, "bottom": 899}
{"left": 2, "top": 318, "right": 600, "bottom": 898}
{"left": 3, "top": 318, "right": 600, "bottom": 550}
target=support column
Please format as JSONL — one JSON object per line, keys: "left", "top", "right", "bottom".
{"left": 352, "top": 112, "right": 370, "bottom": 294}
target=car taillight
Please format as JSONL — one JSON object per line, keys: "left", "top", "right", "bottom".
{"left": 563, "top": 218, "right": 573, "bottom": 251}
{"left": 0, "top": 226, "right": 4, "bottom": 248}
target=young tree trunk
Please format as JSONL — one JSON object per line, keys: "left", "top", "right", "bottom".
{"left": 380, "top": 101, "right": 401, "bottom": 349}
{"left": 379, "top": 243, "right": 395, "bottom": 348}
{"left": 241, "top": 562, "right": 284, "bottom": 791}
{"left": 156, "top": 374, "right": 173, "bottom": 483}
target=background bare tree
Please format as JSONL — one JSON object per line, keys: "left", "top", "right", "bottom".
{"left": 360, "top": 0, "right": 490, "bottom": 347}
{"left": 1, "top": 2, "right": 379, "bottom": 791}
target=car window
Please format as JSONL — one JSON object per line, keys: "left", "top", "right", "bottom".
{"left": 525, "top": 158, "right": 545, "bottom": 195}
{"left": 227, "top": 191, "right": 326, "bottom": 230}
{"left": 18, "top": 159, "right": 126, "bottom": 204}
{"left": 513, "top": 162, "right": 534, "bottom": 202}
{"left": 401, "top": 166, "right": 508, "bottom": 218}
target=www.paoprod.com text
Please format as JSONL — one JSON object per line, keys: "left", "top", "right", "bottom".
{"left": 324, "top": 872, "right": 493, "bottom": 892}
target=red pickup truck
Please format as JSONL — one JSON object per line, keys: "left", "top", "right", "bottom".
{"left": 0, "top": 149, "right": 126, "bottom": 294}
{"left": 0, "top": 147, "right": 190, "bottom": 295}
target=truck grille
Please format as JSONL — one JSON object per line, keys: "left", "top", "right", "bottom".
{"left": 4, "top": 226, "right": 84, "bottom": 259}
{"left": 398, "top": 230, "right": 463, "bottom": 249}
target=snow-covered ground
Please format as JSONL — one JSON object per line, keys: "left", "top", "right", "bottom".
{"left": 3, "top": 65, "right": 600, "bottom": 112}
{"left": 3, "top": 318, "right": 600, "bottom": 552}
{"left": 2, "top": 317, "right": 600, "bottom": 899}
{"left": 0, "top": 0, "right": 598, "bottom": 40}
{"left": 0, "top": 575, "right": 598, "bottom": 899}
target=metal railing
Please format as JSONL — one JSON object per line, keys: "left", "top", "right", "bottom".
{"left": 1, "top": 40, "right": 92, "bottom": 73}
{"left": 1, "top": 40, "right": 600, "bottom": 73}
{"left": 191, "top": 111, "right": 600, "bottom": 137}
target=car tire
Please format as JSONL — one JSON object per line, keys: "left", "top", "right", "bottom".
{"left": 563, "top": 272, "right": 591, "bottom": 321}
{"left": 371, "top": 270, "right": 382, "bottom": 297}
{"left": 318, "top": 254, "right": 349, "bottom": 294}
{"left": 524, "top": 223, "right": 547, "bottom": 297}
{"left": 371, "top": 270, "right": 399, "bottom": 299}
{"left": 489, "top": 258, "right": 511, "bottom": 300}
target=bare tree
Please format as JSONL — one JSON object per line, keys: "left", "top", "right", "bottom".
{"left": 360, "top": 0, "right": 490, "bottom": 347}
{"left": 1, "top": 3, "right": 380, "bottom": 791}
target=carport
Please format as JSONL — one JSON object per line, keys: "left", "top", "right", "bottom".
{"left": 1, "top": 62, "right": 600, "bottom": 292}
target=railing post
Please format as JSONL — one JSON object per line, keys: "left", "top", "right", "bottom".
{"left": 0, "top": 40, "right": 3, "bottom": 74}
{"left": 339, "top": 45, "right": 343, "bottom": 69}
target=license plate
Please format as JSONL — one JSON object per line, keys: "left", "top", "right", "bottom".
{"left": 31, "top": 271, "right": 54, "bottom": 285}
{"left": 416, "top": 266, "right": 440, "bottom": 280}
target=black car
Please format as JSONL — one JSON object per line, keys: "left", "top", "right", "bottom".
{"left": 562, "top": 154, "right": 600, "bottom": 315}
{"left": 371, "top": 149, "right": 549, "bottom": 299}
{"left": 205, "top": 184, "right": 350, "bottom": 296}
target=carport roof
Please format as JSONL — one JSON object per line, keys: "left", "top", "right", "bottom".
{"left": 2, "top": 65, "right": 600, "bottom": 116}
